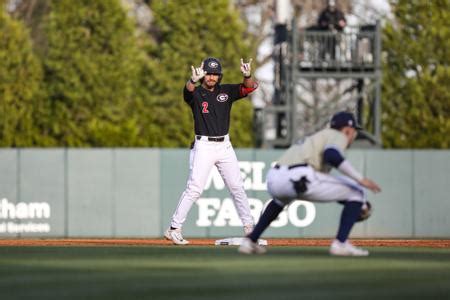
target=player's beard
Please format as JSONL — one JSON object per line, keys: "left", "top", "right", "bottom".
{"left": 204, "top": 79, "right": 217, "bottom": 89}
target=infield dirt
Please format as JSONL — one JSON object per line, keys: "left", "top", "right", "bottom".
{"left": 0, "top": 238, "right": 449, "bottom": 248}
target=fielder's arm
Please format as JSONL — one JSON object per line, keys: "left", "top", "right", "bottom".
{"left": 324, "top": 147, "right": 381, "bottom": 193}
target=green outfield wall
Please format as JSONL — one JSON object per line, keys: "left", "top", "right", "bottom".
{"left": 0, "top": 149, "right": 449, "bottom": 238}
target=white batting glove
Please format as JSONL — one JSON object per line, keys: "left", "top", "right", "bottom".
{"left": 240, "top": 58, "right": 252, "bottom": 77}
{"left": 190, "top": 62, "right": 206, "bottom": 83}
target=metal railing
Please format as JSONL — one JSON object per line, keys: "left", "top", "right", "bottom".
{"left": 295, "top": 24, "right": 379, "bottom": 72}
{"left": 261, "top": 21, "right": 382, "bottom": 148}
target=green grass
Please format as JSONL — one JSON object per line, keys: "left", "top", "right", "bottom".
{"left": 1, "top": 245, "right": 450, "bottom": 300}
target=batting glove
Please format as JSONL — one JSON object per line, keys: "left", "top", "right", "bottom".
{"left": 240, "top": 58, "right": 252, "bottom": 77}
{"left": 190, "top": 62, "right": 206, "bottom": 83}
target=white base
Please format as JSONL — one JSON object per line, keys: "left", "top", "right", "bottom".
{"left": 214, "top": 237, "right": 268, "bottom": 246}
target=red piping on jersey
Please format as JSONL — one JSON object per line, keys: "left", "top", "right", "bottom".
{"left": 239, "top": 82, "right": 258, "bottom": 97}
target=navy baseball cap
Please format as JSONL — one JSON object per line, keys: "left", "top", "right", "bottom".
{"left": 330, "top": 111, "right": 363, "bottom": 130}
{"left": 203, "top": 57, "right": 222, "bottom": 74}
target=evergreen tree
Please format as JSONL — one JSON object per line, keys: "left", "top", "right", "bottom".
{"left": 43, "top": 0, "right": 143, "bottom": 146}
{"left": 382, "top": 0, "right": 450, "bottom": 148}
{"left": 0, "top": 5, "right": 44, "bottom": 146}
{"left": 146, "top": 0, "right": 255, "bottom": 147}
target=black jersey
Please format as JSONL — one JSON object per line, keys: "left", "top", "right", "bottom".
{"left": 183, "top": 83, "right": 254, "bottom": 136}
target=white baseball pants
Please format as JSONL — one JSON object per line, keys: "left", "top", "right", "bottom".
{"left": 266, "top": 165, "right": 366, "bottom": 205}
{"left": 170, "top": 135, "right": 254, "bottom": 229}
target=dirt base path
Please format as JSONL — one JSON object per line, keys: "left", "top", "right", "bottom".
{"left": 0, "top": 238, "right": 449, "bottom": 248}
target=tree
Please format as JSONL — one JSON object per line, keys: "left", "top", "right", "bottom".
{"left": 42, "top": 0, "right": 143, "bottom": 146}
{"left": 382, "top": 0, "right": 450, "bottom": 148}
{"left": 0, "top": 4, "right": 44, "bottom": 146}
{"left": 145, "top": 0, "right": 255, "bottom": 147}
{"left": 3, "top": 0, "right": 258, "bottom": 147}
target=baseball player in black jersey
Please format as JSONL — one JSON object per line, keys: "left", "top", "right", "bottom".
{"left": 165, "top": 57, "right": 258, "bottom": 245}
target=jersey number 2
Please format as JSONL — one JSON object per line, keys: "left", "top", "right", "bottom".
{"left": 202, "top": 102, "right": 209, "bottom": 113}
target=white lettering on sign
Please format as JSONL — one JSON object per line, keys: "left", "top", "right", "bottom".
{"left": 196, "top": 198, "right": 221, "bottom": 226}
{"left": 0, "top": 222, "right": 50, "bottom": 233}
{"left": 196, "top": 198, "right": 316, "bottom": 228}
{"left": 0, "top": 198, "right": 50, "bottom": 219}
{"left": 213, "top": 198, "right": 242, "bottom": 227}
{"left": 204, "top": 161, "right": 267, "bottom": 191}
{"left": 269, "top": 200, "right": 316, "bottom": 228}
{"left": 0, "top": 198, "right": 51, "bottom": 233}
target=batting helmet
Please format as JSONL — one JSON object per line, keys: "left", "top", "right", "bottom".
{"left": 203, "top": 57, "right": 222, "bottom": 75}
{"left": 201, "top": 57, "right": 223, "bottom": 84}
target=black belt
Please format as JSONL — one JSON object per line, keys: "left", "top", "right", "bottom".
{"left": 196, "top": 136, "right": 225, "bottom": 142}
{"left": 274, "top": 163, "right": 308, "bottom": 169}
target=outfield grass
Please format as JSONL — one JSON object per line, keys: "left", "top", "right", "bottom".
{"left": 1, "top": 245, "right": 449, "bottom": 300}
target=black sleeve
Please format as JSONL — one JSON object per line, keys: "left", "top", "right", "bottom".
{"left": 323, "top": 147, "right": 345, "bottom": 168}
{"left": 318, "top": 11, "right": 328, "bottom": 28}
{"left": 183, "top": 85, "right": 194, "bottom": 104}
{"left": 337, "top": 10, "right": 346, "bottom": 22}
{"left": 335, "top": 11, "right": 346, "bottom": 31}
{"left": 223, "top": 84, "right": 243, "bottom": 102}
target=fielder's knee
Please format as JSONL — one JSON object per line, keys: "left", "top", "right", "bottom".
{"left": 272, "top": 197, "right": 291, "bottom": 206}
{"left": 347, "top": 188, "right": 366, "bottom": 203}
{"left": 272, "top": 198, "right": 287, "bottom": 207}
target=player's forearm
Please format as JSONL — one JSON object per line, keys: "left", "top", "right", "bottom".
{"left": 243, "top": 75, "right": 257, "bottom": 88}
{"left": 186, "top": 79, "right": 196, "bottom": 92}
{"left": 337, "top": 160, "right": 364, "bottom": 182}
{"left": 323, "top": 147, "right": 364, "bottom": 182}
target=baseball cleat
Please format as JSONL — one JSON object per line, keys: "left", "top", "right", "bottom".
{"left": 329, "top": 239, "right": 369, "bottom": 256}
{"left": 164, "top": 228, "right": 189, "bottom": 245}
{"left": 238, "top": 237, "right": 266, "bottom": 255}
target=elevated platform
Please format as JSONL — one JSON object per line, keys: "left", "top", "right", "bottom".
{"left": 260, "top": 21, "right": 382, "bottom": 149}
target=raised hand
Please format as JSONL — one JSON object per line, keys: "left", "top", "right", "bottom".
{"left": 191, "top": 62, "right": 206, "bottom": 83}
{"left": 240, "top": 58, "right": 252, "bottom": 77}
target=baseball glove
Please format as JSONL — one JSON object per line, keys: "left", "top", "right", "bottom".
{"left": 356, "top": 201, "right": 372, "bottom": 222}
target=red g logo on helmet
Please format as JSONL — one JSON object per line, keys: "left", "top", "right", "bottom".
{"left": 217, "top": 93, "right": 229, "bottom": 102}
{"left": 203, "top": 57, "right": 222, "bottom": 75}
{"left": 209, "top": 61, "right": 219, "bottom": 69}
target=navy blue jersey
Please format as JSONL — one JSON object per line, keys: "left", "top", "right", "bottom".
{"left": 183, "top": 83, "right": 254, "bottom": 136}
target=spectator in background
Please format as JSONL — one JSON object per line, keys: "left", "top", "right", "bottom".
{"left": 318, "top": 0, "right": 346, "bottom": 32}
{"left": 317, "top": 0, "right": 346, "bottom": 62}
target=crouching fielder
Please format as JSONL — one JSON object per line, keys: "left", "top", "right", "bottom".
{"left": 239, "top": 111, "right": 381, "bottom": 256}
